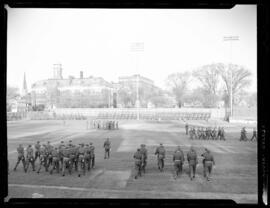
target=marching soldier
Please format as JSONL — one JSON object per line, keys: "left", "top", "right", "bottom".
{"left": 85, "top": 144, "right": 91, "bottom": 171}
{"left": 50, "top": 147, "right": 60, "bottom": 174}
{"left": 37, "top": 146, "right": 49, "bottom": 174}
{"left": 206, "top": 127, "right": 211, "bottom": 140}
{"left": 240, "top": 127, "right": 247, "bottom": 141}
{"left": 185, "top": 123, "right": 189, "bottom": 135}
{"left": 250, "top": 128, "right": 257, "bottom": 141}
{"left": 172, "top": 146, "right": 185, "bottom": 179}
{"left": 68, "top": 145, "right": 77, "bottom": 174}
{"left": 133, "top": 148, "right": 142, "bottom": 179}
{"left": 78, "top": 143, "right": 86, "bottom": 177}
{"left": 187, "top": 146, "right": 198, "bottom": 180}
{"left": 211, "top": 128, "right": 217, "bottom": 140}
{"left": 217, "top": 127, "right": 222, "bottom": 140}
{"left": 13, "top": 144, "right": 26, "bottom": 171}
{"left": 220, "top": 127, "right": 225, "bottom": 140}
{"left": 89, "top": 143, "right": 95, "bottom": 169}
{"left": 24, "top": 145, "right": 35, "bottom": 172}
{"left": 189, "top": 128, "right": 194, "bottom": 140}
{"left": 201, "top": 148, "right": 215, "bottom": 181}
{"left": 140, "top": 144, "right": 148, "bottom": 173}
{"left": 46, "top": 141, "right": 54, "bottom": 168}
{"left": 104, "top": 138, "right": 111, "bottom": 159}
{"left": 58, "top": 141, "right": 65, "bottom": 171}
{"left": 155, "top": 143, "right": 166, "bottom": 171}
{"left": 34, "top": 141, "right": 41, "bottom": 162}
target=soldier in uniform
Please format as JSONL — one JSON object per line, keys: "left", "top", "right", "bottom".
{"left": 84, "top": 144, "right": 91, "bottom": 171}
{"left": 211, "top": 128, "right": 217, "bottom": 140}
{"left": 172, "top": 146, "right": 185, "bottom": 179}
{"left": 187, "top": 146, "right": 198, "bottom": 180}
{"left": 155, "top": 143, "right": 166, "bottom": 171}
{"left": 24, "top": 144, "right": 35, "bottom": 172}
{"left": 68, "top": 145, "right": 76, "bottom": 174}
{"left": 140, "top": 144, "right": 148, "bottom": 173}
{"left": 201, "top": 148, "right": 215, "bottom": 181}
{"left": 46, "top": 141, "right": 54, "bottom": 168}
{"left": 58, "top": 141, "right": 65, "bottom": 171}
{"left": 14, "top": 144, "right": 26, "bottom": 171}
{"left": 250, "top": 128, "right": 257, "bottom": 141}
{"left": 220, "top": 127, "right": 225, "bottom": 140}
{"left": 197, "top": 127, "right": 201, "bottom": 140}
{"left": 34, "top": 141, "right": 41, "bottom": 162}
{"left": 189, "top": 127, "right": 194, "bottom": 140}
{"left": 37, "top": 146, "right": 49, "bottom": 174}
{"left": 240, "top": 127, "right": 247, "bottom": 141}
{"left": 104, "top": 138, "right": 111, "bottom": 159}
{"left": 61, "top": 146, "right": 70, "bottom": 176}
{"left": 50, "top": 147, "right": 60, "bottom": 174}
{"left": 133, "top": 148, "right": 142, "bottom": 179}
{"left": 185, "top": 123, "right": 189, "bottom": 135}
{"left": 217, "top": 127, "right": 222, "bottom": 140}
{"left": 206, "top": 127, "right": 211, "bottom": 140}
{"left": 78, "top": 143, "right": 86, "bottom": 177}
{"left": 89, "top": 143, "right": 95, "bottom": 169}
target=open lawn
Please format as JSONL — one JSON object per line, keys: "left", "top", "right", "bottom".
{"left": 7, "top": 119, "right": 257, "bottom": 203}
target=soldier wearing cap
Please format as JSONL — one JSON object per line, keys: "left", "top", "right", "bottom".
{"left": 89, "top": 143, "right": 95, "bottom": 169}
{"left": 84, "top": 144, "right": 91, "bottom": 171}
{"left": 34, "top": 141, "right": 41, "bottom": 162}
{"left": 24, "top": 144, "right": 35, "bottom": 172}
{"left": 172, "top": 146, "right": 185, "bottom": 179}
{"left": 155, "top": 143, "right": 166, "bottom": 171}
{"left": 58, "top": 141, "right": 65, "bottom": 170}
{"left": 14, "top": 144, "right": 26, "bottom": 171}
{"left": 250, "top": 128, "right": 257, "bottom": 141}
{"left": 133, "top": 148, "right": 142, "bottom": 179}
{"left": 37, "top": 145, "right": 49, "bottom": 174}
{"left": 187, "top": 146, "right": 198, "bottom": 180}
{"left": 46, "top": 141, "right": 54, "bottom": 168}
{"left": 50, "top": 147, "right": 60, "bottom": 174}
{"left": 140, "top": 144, "right": 148, "bottom": 174}
{"left": 78, "top": 143, "right": 86, "bottom": 177}
{"left": 201, "top": 148, "right": 215, "bottom": 181}
{"left": 61, "top": 146, "right": 70, "bottom": 176}
{"left": 240, "top": 127, "right": 247, "bottom": 141}
{"left": 104, "top": 138, "right": 111, "bottom": 159}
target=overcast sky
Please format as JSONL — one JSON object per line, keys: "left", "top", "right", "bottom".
{"left": 7, "top": 5, "right": 257, "bottom": 93}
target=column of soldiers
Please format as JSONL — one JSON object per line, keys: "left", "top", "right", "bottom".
{"left": 88, "top": 120, "right": 119, "bottom": 130}
{"left": 187, "top": 125, "right": 225, "bottom": 141}
{"left": 13, "top": 140, "right": 97, "bottom": 177}
{"left": 239, "top": 127, "right": 257, "bottom": 142}
{"left": 133, "top": 143, "right": 215, "bottom": 181}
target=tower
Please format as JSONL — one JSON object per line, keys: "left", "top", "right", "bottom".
{"left": 22, "top": 72, "right": 28, "bottom": 96}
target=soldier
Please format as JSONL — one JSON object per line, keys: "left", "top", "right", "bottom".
{"left": 89, "top": 142, "right": 95, "bottom": 169}
{"left": 133, "top": 148, "right": 142, "bottom": 179}
{"left": 189, "top": 127, "right": 194, "bottom": 140}
{"left": 46, "top": 141, "right": 54, "bottom": 168}
{"left": 155, "top": 143, "right": 166, "bottom": 171}
{"left": 240, "top": 127, "right": 247, "bottom": 141}
{"left": 172, "top": 146, "right": 185, "bottom": 179}
{"left": 104, "top": 138, "right": 111, "bottom": 159}
{"left": 140, "top": 144, "right": 148, "bottom": 173}
{"left": 206, "top": 127, "right": 211, "bottom": 140}
{"left": 34, "top": 141, "right": 41, "bottom": 162}
{"left": 211, "top": 128, "right": 217, "bottom": 140}
{"left": 217, "top": 127, "right": 222, "bottom": 140}
{"left": 201, "top": 148, "right": 215, "bottom": 181}
{"left": 250, "top": 128, "right": 257, "bottom": 141}
{"left": 50, "top": 147, "right": 60, "bottom": 174}
{"left": 220, "top": 127, "right": 225, "bottom": 141}
{"left": 68, "top": 145, "right": 77, "bottom": 174}
{"left": 61, "top": 146, "right": 70, "bottom": 176}
{"left": 78, "top": 143, "right": 86, "bottom": 177}
{"left": 13, "top": 144, "right": 26, "bottom": 171}
{"left": 37, "top": 146, "right": 49, "bottom": 174}
{"left": 24, "top": 145, "right": 35, "bottom": 172}
{"left": 192, "top": 127, "right": 197, "bottom": 140}
{"left": 185, "top": 123, "right": 189, "bottom": 135}
{"left": 58, "top": 141, "right": 65, "bottom": 170}
{"left": 187, "top": 146, "right": 198, "bottom": 180}
{"left": 196, "top": 127, "right": 201, "bottom": 140}
{"left": 85, "top": 144, "right": 91, "bottom": 171}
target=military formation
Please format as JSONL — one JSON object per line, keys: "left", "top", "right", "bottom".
{"left": 13, "top": 139, "right": 112, "bottom": 177}
{"left": 240, "top": 127, "right": 257, "bottom": 141}
{"left": 133, "top": 143, "right": 215, "bottom": 181}
{"left": 185, "top": 123, "right": 225, "bottom": 140}
{"left": 87, "top": 120, "right": 119, "bottom": 130}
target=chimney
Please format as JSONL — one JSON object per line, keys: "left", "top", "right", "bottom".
{"left": 80, "top": 71, "right": 83, "bottom": 79}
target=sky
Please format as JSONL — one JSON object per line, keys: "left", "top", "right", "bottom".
{"left": 6, "top": 5, "right": 257, "bottom": 93}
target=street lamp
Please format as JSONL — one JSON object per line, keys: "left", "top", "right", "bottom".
{"left": 130, "top": 42, "right": 144, "bottom": 120}
{"left": 223, "top": 36, "right": 239, "bottom": 118}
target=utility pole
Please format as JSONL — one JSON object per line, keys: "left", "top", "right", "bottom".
{"left": 223, "top": 36, "right": 239, "bottom": 118}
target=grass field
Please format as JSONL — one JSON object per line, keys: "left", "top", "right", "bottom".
{"left": 7, "top": 119, "right": 257, "bottom": 203}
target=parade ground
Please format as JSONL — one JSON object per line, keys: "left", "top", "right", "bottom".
{"left": 7, "top": 119, "right": 257, "bottom": 203}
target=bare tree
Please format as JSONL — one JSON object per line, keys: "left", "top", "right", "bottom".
{"left": 166, "top": 72, "right": 190, "bottom": 107}
{"left": 218, "top": 63, "right": 252, "bottom": 106}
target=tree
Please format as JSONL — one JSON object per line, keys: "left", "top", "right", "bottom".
{"left": 218, "top": 63, "right": 252, "bottom": 107}
{"left": 166, "top": 72, "right": 190, "bottom": 107}
{"left": 6, "top": 85, "right": 20, "bottom": 112}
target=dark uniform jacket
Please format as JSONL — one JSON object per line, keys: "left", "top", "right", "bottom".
{"left": 104, "top": 141, "right": 111, "bottom": 150}
{"left": 140, "top": 147, "right": 147, "bottom": 160}
{"left": 17, "top": 146, "right": 24, "bottom": 157}
{"left": 187, "top": 150, "right": 197, "bottom": 165}
{"left": 173, "top": 150, "right": 184, "bottom": 163}
{"left": 155, "top": 146, "right": 166, "bottom": 159}
{"left": 133, "top": 151, "right": 142, "bottom": 165}
{"left": 201, "top": 152, "right": 215, "bottom": 165}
